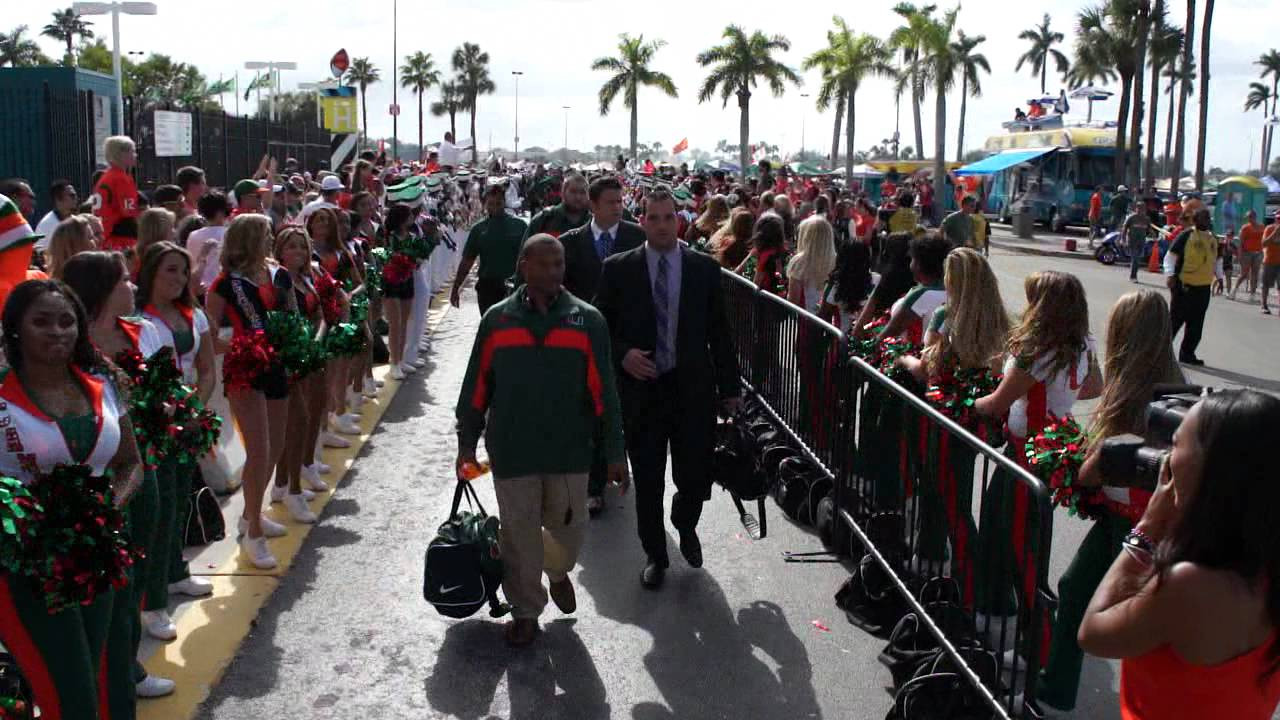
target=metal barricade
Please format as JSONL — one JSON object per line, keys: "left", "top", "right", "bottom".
{"left": 721, "top": 269, "right": 1057, "bottom": 719}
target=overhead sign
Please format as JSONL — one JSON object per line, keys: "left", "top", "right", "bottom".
{"left": 320, "top": 87, "right": 358, "bottom": 134}
{"left": 153, "top": 110, "right": 193, "bottom": 157}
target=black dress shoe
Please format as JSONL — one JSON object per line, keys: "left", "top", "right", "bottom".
{"left": 641, "top": 560, "right": 665, "bottom": 589}
{"left": 678, "top": 529, "right": 703, "bottom": 568}
{"left": 1179, "top": 355, "right": 1205, "bottom": 366}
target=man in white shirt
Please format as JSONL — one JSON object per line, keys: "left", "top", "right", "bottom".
{"left": 34, "top": 179, "right": 80, "bottom": 252}
{"left": 187, "top": 191, "right": 230, "bottom": 296}
{"left": 300, "top": 175, "right": 343, "bottom": 220}
{"left": 438, "top": 132, "right": 474, "bottom": 170}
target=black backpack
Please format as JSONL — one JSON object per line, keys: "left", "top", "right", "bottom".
{"left": 885, "top": 647, "right": 1003, "bottom": 720}
{"left": 184, "top": 468, "right": 226, "bottom": 547}
{"left": 712, "top": 419, "right": 768, "bottom": 501}
{"left": 423, "top": 481, "right": 509, "bottom": 619}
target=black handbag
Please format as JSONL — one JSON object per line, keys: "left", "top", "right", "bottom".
{"left": 184, "top": 469, "right": 226, "bottom": 547}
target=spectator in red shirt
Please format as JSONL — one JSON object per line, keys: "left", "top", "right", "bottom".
{"left": 1088, "top": 186, "right": 1104, "bottom": 246}
{"left": 93, "top": 135, "right": 140, "bottom": 252}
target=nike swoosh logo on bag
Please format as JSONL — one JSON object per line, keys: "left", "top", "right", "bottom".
{"left": 440, "top": 584, "right": 464, "bottom": 594}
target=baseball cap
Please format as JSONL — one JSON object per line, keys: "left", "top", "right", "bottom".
{"left": 1117, "top": 184, "right": 1128, "bottom": 192}
{"left": 233, "top": 179, "right": 268, "bottom": 199}
{"left": 258, "top": 179, "right": 284, "bottom": 193}
{"left": 320, "top": 175, "right": 344, "bottom": 192}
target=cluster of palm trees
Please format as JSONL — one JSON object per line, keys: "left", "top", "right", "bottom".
{"left": 1246, "top": 50, "right": 1280, "bottom": 174}
{"left": 343, "top": 42, "right": 494, "bottom": 162}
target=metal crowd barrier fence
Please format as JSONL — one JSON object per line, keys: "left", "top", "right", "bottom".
{"left": 721, "top": 270, "right": 1057, "bottom": 720}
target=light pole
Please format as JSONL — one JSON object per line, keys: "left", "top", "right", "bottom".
{"left": 562, "top": 106, "right": 571, "bottom": 163}
{"left": 512, "top": 71, "right": 523, "bottom": 158}
{"left": 391, "top": 0, "right": 398, "bottom": 161}
{"left": 799, "top": 93, "right": 809, "bottom": 162}
{"left": 244, "top": 60, "right": 298, "bottom": 123}
{"left": 71, "top": 2, "right": 157, "bottom": 135}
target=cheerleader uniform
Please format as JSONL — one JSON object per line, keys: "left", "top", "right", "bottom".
{"left": 210, "top": 266, "right": 293, "bottom": 400}
{"left": 973, "top": 339, "right": 1095, "bottom": 667}
{"left": 381, "top": 232, "right": 417, "bottom": 300}
{"left": 0, "top": 365, "right": 127, "bottom": 720}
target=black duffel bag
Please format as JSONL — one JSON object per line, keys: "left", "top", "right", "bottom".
{"left": 712, "top": 418, "right": 768, "bottom": 501}
{"left": 423, "top": 481, "right": 510, "bottom": 619}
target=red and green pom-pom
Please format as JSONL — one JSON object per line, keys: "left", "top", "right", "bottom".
{"left": 115, "top": 347, "right": 190, "bottom": 469}
{"left": 223, "top": 331, "right": 278, "bottom": 392}
{"left": 0, "top": 476, "right": 41, "bottom": 577}
{"left": 0, "top": 694, "right": 29, "bottom": 720}
{"left": 324, "top": 322, "right": 366, "bottom": 357}
{"left": 382, "top": 253, "right": 416, "bottom": 286}
{"left": 925, "top": 366, "right": 1004, "bottom": 441}
{"left": 265, "top": 311, "right": 316, "bottom": 381}
{"left": 314, "top": 271, "right": 344, "bottom": 326}
{"left": 876, "top": 336, "right": 919, "bottom": 384}
{"left": 1025, "top": 415, "right": 1105, "bottom": 520}
{"left": 849, "top": 314, "right": 890, "bottom": 365}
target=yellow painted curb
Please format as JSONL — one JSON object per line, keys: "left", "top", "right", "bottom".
{"left": 137, "top": 291, "right": 455, "bottom": 720}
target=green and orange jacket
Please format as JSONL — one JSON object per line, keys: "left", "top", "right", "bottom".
{"left": 455, "top": 286, "right": 625, "bottom": 478}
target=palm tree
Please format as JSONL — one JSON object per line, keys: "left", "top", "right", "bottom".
{"left": 1256, "top": 50, "right": 1280, "bottom": 168}
{"left": 952, "top": 31, "right": 989, "bottom": 162}
{"left": 1126, "top": 0, "right": 1153, "bottom": 189}
{"left": 1144, "top": 14, "right": 1182, "bottom": 185}
{"left": 1162, "top": 58, "right": 1195, "bottom": 179}
{"left": 400, "top": 51, "right": 441, "bottom": 155}
{"left": 1246, "top": 83, "right": 1273, "bottom": 172}
{"left": 804, "top": 18, "right": 850, "bottom": 170}
{"left": 806, "top": 21, "right": 893, "bottom": 184}
{"left": 922, "top": 9, "right": 959, "bottom": 223}
{"left": 1194, "top": 0, "right": 1214, "bottom": 189}
{"left": 0, "top": 25, "right": 49, "bottom": 67}
{"left": 430, "top": 81, "right": 462, "bottom": 140}
{"left": 343, "top": 57, "right": 381, "bottom": 150}
{"left": 592, "top": 34, "right": 679, "bottom": 162}
{"left": 695, "top": 25, "right": 801, "bottom": 172}
{"left": 889, "top": 3, "right": 937, "bottom": 161}
{"left": 1075, "top": 1, "right": 1144, "bottom": 186}
{"left": 452, "top": 42, "right": 495, "bottom": 164}
{"left": 1016, "top": 13, "right": 1070, "bottom": 94}
{"left": 41, "top": 8, "right": 93, "bottom": 65}
{"left": 1172, "top": 0, "right": 1195, "bottom": 189}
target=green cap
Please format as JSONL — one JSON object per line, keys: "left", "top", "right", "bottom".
{"left": 233, "top": 179, "right": 267, "bottom": 199}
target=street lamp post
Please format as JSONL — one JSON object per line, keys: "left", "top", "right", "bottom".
{"left": 799, "top": 93, "right": 809, "bottom": 161}
{"left": 244, "top": 60, "right": 298, "bottom": 123}
{"left": 512, "top": 71, "right": 523, "bottom": 158}
{"left": 562, "top": 106, "right": 571, "bottom": 162}
{"left": 71, "top": 2, "right": 157, "bottom": 135}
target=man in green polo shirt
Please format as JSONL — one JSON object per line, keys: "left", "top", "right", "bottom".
{"left": 452, "top": 183, "right": 529, "bottom": 315}
{"left": 524, "top": 173, "right": 590, "bottom": 241}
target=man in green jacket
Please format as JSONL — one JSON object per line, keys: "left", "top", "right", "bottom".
{"left": 524, "top": 173, "right": 590, "bottom": 240}
{"left": 455, "top": 233, "right": 629, "bottom": 647}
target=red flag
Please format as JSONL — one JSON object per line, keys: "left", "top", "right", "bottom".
{"left": 671, "top": 137, "right": 688, "bottom": 155}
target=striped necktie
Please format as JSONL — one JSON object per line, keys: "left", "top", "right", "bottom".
{"left": 653, "top": 254, "right": 672, "bottom": 373}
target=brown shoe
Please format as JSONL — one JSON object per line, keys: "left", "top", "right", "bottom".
{"left": 549, "top": 577, "right": 577, "bottom": 614}
{"left": 504, "top": 618, "right": 538, "bottom": 647}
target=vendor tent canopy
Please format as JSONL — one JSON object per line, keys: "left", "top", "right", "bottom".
{"left": 954, "top": 147, "right": 1057, "bottom": 176}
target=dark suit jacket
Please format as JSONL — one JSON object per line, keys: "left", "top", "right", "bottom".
{"left": 593, "top": 244, "right": 741, "bottom": 413}
{"left": 560, "top": 220, "right": 645, "bottom": 303}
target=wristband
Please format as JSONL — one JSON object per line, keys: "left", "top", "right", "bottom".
{"left": 1123, "top": 528, "right": 1156, "bottom": 557}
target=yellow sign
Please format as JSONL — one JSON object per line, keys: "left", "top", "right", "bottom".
{"left": 321, "top": 96, "right": 358, "bottom": 134}
{"left": 983, "top": 127, "right": 1117, "bottom": 153}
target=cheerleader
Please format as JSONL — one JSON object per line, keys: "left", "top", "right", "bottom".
{"left": 204, "top": 214, "right": 295, "bottom": 569}
{"left": 973, "top": 271, "right": 1102, "bottom": 643}
{"left": 343, "top": 209, "right": 378, "bottom": 403}
{"left": 1034, "top": 290, "right": 1183, "bottom": 713}
{"left": 135, "top": 242, "right": 217, "bottom": 600}
{"left": 269, "top": 226, "right": 328, "bottom": 524}
{"left": 0, "top": 278, "right": 143, "bottom": 719}
{"left": 381, "top": 204, "right": 418, "bottom": 379}
{"left": 306, "top": 209, "right": 362, "bottom": 441}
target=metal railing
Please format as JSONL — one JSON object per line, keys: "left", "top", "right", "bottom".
{"left": 721, "top": 269, "right": 1057, "bottom": 719}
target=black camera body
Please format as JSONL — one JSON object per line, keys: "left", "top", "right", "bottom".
{"left": 1098, "top": 385, "right": 1208, "bottom": 491}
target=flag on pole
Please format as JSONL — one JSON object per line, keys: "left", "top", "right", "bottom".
{"left": 671, "top": 137, "right": 688, "bottom": 155}
{"left": 0, "top": 194, "right": 39, "bottom": 313}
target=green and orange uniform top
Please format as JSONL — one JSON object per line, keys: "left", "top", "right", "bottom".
{"left": 455, "top": 286, "right": 624, "bottom": 479}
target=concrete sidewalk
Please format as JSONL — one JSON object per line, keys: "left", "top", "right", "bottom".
{"left": 986, "top": 225, "right": 1099, "bottom": 261}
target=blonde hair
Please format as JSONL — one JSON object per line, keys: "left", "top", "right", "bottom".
{"left": 221, "top": 214, "right": 272, "bottom": 274}
{"left": 787, "top": 216, "right": 836, "bottom": 288}
{"left": 46, "top": 215, "right": 96, "bottom": 279}
{"left": 103, "top": 135, "right": 135, "bottom": 166}
{"left": 695, "top": 196, "right": 730, "bottom": 235}
{"left": 1090, "top": 290, "right": 1184, "bottom": 449}
{"left": 924, "top": 248, "right": 1011, "bottom": 376}
{"left": 136, "top": 207, "right": 176, "bottom": 258}
{"left": 1007, "top": 270, "right": 1090, "bottom": 379}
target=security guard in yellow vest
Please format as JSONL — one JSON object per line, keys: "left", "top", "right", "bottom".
{"left": 1164, "top": 207, "right": 1224, "bottom": 365}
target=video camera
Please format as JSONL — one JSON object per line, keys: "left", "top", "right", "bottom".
{"left": 1098, "top": 384, "right": 1209, "bottom": 490}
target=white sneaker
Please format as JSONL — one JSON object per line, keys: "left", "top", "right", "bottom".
{"left": 321, "top": 430, "right": 351, "bottom": 448}
{"left": 362, "top": 377, "right": 379, "bottom": 397}
{"left": 330, "top": 413, "right": 361, "bottom": 435}
{"left": 398, "top": 362, "right": 418, "bottom": 375}
{"left": 239, "top": 535, "right": 277, "bottom": 570}
{"left": 136, "top": 674, "right": 176, "bottom": 698}
{"left": 339, "top": 412, "right": 362, "bottom": 425}
{"left": 374, "top": 379, "right": 385, "bottom": 388}
{"left": 168, "top": 576, "right": 213, "bottom": 597}
{"left": 237, "top": 514, "right": 287, "bottom": 539}
{"left": 347, "top": 390, "right": 366, "bottom": 409}
{"left": 309, "top": 461, "right": 332, "bottom": 475}
{"left": 141, "top": 610, "right": 177, "bottom": 641}
{"left": 283, "top": 493, "right": 318, "bottom": 523}
{"left": 300, "top": 464, "right": 328, "bottom": 492}
{"left": 412, "top": 357, "right": 427, "bottom": 369}
{"left": 270, "top": 484, "right": 314, "bottom": 503}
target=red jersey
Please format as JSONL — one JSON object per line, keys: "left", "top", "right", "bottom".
{"left": 1088, "top": 193, "right": 1103, "bottom": 220}
{"left": 94, "top": 165, "right": 139, "bottom": 252}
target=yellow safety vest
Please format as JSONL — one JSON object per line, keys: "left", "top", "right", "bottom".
{"left": 1179, "top": 229, "right": 1217, "bottom": 287}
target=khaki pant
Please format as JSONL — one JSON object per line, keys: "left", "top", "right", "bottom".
{"left": 493, "top": 473, "right": 589, "bottom": 619}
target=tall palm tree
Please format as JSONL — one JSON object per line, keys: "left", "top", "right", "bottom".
{"left": 1016, "top": 13, "right": 1070, "bottom": 94}
{"left": 804, "top": 32, "right": 847, "bottom": 168}
{"left": 0, "top": 25, "right": 49, "bottom": 67}
{"left": 1126, "top": 0, "right": 1153, "bottom": 189}
{"left": 1075, "top": 1, "right": 1144, "bottom": 186}
{"left": 922, "top": 9, "right": 959, "bottom": 222}
{"left": 695, "top": 25, "right": 801, "bottom": 172}
{"left": 1256, "top": 50, "right": 1280, "bottom": 168}
{"left": 41, "top": 8, "right": 93, "bottom": 65}
{"left": 1162, "top": 58, "right": 1194, "bottom": 178}
{"left": 452, "top": 42, "right": 495, "bottom": 164}
{"left": 889, "top": 3, "right": 937, "bottom": 161}
{"left": 1144, "top": 15, "right": 1182, "bottom": 185}
{"left": 1194, "top": 0, "right": 1213, "bottom": 189}
{"left": 400, "top": 51, "right": 441, "bottom": 154}
{"left": 430, "top": 81, "right": 462, "bottom": 140}
{"left": 592, "top": 33, "right": 679, "bottom": 162}
{"left": 804, "top": 17, "right": 894, "bottom": 182}
{"left": 952, "top": 31, "right": 989, "bottom": 162}
{"left": 343, "top": 57, "right": 381, "bottom": 150}
{"left": 1246, "top": 83, "right": 1274, "bottom": 172}
{"left": 1172, "top": 0, "right": 1195, "bottom": 189}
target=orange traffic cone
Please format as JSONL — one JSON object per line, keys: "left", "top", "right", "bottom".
{"left": 1147, "top": 238, "right": 1161, "bottom": 273}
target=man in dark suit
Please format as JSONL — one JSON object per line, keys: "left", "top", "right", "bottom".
{"left": 559, "top": 176, "right": 645, "bottom": 514}
{"left": 594, "top": 188, "right": 742, "bottom": 588}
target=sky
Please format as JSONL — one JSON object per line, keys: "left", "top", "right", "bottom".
{"left": 16, "top": 0, "right": 1280, "bottom": 172}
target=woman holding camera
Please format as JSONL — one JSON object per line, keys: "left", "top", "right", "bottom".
{"left": 1035, "top": 290, "right": 1183, "bottom": 713}
{"left": 1080, "top": 389, "right": 1280, "bottom": 718}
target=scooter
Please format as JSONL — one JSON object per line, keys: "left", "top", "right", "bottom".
{"left": 1094, "top": 226, "right": 1172, "bottom": 266}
